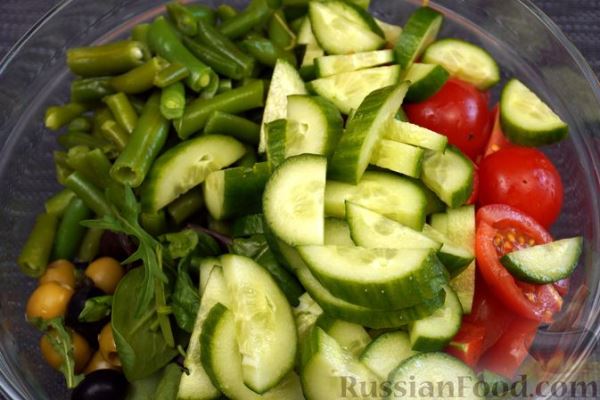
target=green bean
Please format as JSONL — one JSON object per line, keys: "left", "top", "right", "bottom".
{"left": 235, "top": 145, "right": 258, "bottom": 167}
{"left": 217, "top": 4, "right": 238, "bottom": 21}
{"left": 218, "top": 79, "right": 233, "bottom": 94}
{"left": 166, "top": 2, "right": 197, "bottom": 36}
{"left": 175, "top": 78, "right": 265, "bottom": 139}
{"left": 204, "top": 111, "right": 260, "bottom": 145}
{"left": 66, "top": 147, "right": 113, "bottom": 189}
{"left": 51, "top": 197, "right": 93, "bottom": 261}
{"left": 200, "top": 70, "right": 220, "bottom": 99}
{"left": 100, "top": 120, "right": 129, "bottom": 151}
{"left": 240, "top": 34, "right": 296, "bottom": 67}
{"left": 160, "top": 81, "right": 186, "bottom": 120}
{"left": 58, "top": 131, "right": 115, "bottom": 155}
{"left": 71, "top": 77, "right": 115, "bottom": 103}
{"left": 269, "top": 9, "right": 296, "bottom": 51}
{"left": 18, "top": 212, "right": 59, "bottom": 278}
{"left": 103, "top": 93, "right": 138, "bottom": 134}
{"left": 65, "top": 172, "right": 112, "bottom": 216}
{"left": 92, "top": 107, "right": 114, "bottom": 137}
{"left": 154, "top": 63, "right": 190, "bottom": 88}
{"left": 140, "top": 210, "right": 168, "bottom": 236}
{"left": 186, "top": 4, "right": 217, "bottom": 25}
{"left": 54, "top": 151, "right": 73, "bottom": 185}
{"left": 77, "top": 228, "right": 104, "bottom": 262}
{"left": 110, "top": 57, "right": 168, "bottom": 94}
{"left": 45, "top": 103, "right": 86, "bottom": 131}
{"left": 111, "top": 93, "right": 169, "bottom": 187}
{"left": 167, "top": 188, "right": 204, "bottom": 225}
{"left": 219, "top": 0, "right": 274, "bottom": 39}
{"left": 131, "top": 23, "right": 150, "bottom": 46}
{"left": 44, "top": 189, "right": 76, "bottom": 217}
{"left": 181, "top": 36, "right": 245, "bottom": 80}
{"left": 148, "top": 16, "right": 213, "bottom": 92}
{"left": 129, "top": 96, "right": 146, "bottom": 114}
{"left": 68, "top": 116, "right": 92, "bottom": 132}
{"left": 195, "top": 19, "right": 255, "bottom": 77}
{"left": 67, "top": 40, "right": 150, "bottom": 77}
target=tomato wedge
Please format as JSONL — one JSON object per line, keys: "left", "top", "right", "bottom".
{"left": 482, "top": 105, "right": 513, "bottom": 158}
{"left": 476, "top": 205, "right": 563, "bottom": 322}
{"left": 446, "top": 321, "right": 486, "bottom": 367}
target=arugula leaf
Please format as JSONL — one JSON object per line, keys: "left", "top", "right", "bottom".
{"left": 79, "top": 295, "right": 112, "bottom": 322}
{"left": 171, "top": 256, "right": 200, "bottom": 333}
{"left": 160, "top": 230, "right": 199, "bottom": 260}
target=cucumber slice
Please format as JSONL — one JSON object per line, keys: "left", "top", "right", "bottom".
{"left": 500, "top": 79, "right": 569, "bottom": 146}
{"left": 430, "top": 212, "right": 449, "bottom": 235}
{"left": 232, "top": 214, "right": 265, "bottom": 237}
{"left": 450, "top": 265, "right": 476, "bottom": 315}
{"left": 263, "top": 154, "right": 326, "bottom": 246}
{"left": 500, "top": 237, "right": 582, "bottom": 284}
{"left": 221, "top": 255, "right": 297, "bottom": 393}
{"left": 329, "top": 81, "right": 410, "bottom": 183}
{"left": 204, "top": 162, "right": 271, "bottom": 221}
{"left": 421, "top": 224, "right": 474, "bottom": 277}
{"left": 254, "top": 246, "right": 304, "bottom": 307}
{"left": 308, "top": 1, "right": 385, "bottom": 55}
{"left": 297, "top": 18, "right": 325, "bottom": 80}
{"left": 315, "top": 314, "right": 371, "bottom": 357}
{"left": 346, "top": 202, "right": 441, "bottom": 251}
{"left": 408, "top": 285, "right": 463, "bottom": 351}
{"left": 294, "top": 293, "right": 323, "bottom": 350}
{"left": 370, "top": 139, "right": 425, "bottom": 178}
{"left": 324, "top": 218, "right": 355, "bottom": 246}
{"left": 308, "top": 65, "right": 401, "bottom": 115}
{"left": 383, "top": 119, "right": 448, "bottom": 152}
{"left": 423, "top": 38, "right": 500, "bottom": 90}
{"left": 394, "top": 7, "right": 443, "bottom": 69}
{"left": 298, "top": 245, "right": 447, "bottom": 309}
{"left": 359, "top": 331, "right": 417, "bottom": 380}
{"left": 419, "top": 180, "right": 447, "bottom": 215}
{"left": 198, "top": 257, "right": 221, "bottom": 296}
{"left": 421, "top": 146, "right": 474, "bottom": 208}
{"left": 315, "top": 49, "right": 394, "bottom": 78}
{"left": 141, "top": 135, "right": 246, "bottom": 212}
{"left": 403, "top": 63, "right": 449, "bottom": 102}
{"left": 265, "top": 119, "right": 291, "bottom": 169}
{"left": 376, "top": 19, "right": 403, "bottom": 47}
{"left": 301, "top": 327, "right": 379, "bottom": 400}
{"left": 387, "top": 352, "right": 481, "bottom": 399}
{"left": 325, "top": 171, "right": 428, "bottom": 230}
{"left": 259, "top": 59, "right": 307, "bottom": 153}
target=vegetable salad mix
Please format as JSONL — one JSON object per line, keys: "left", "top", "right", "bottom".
{"left": 17, "top": 0, "right": 582, "bottom": 399}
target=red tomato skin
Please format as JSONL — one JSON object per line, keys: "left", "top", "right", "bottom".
{"left": 478, "top": 147, "right": 563, "bottom": 228}
{"left": 405, "top": 78, "right": 491, "bottom": 161}
{"left": 482, "top": 105, "right": 514, "bottom": 159}
{"left": 446, "top": 321, "right": 486, "bottom": 367}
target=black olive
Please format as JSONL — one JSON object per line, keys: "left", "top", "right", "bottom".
{"left": 65, "top": 285, "right": 108, "bottom": 348}
{"left": 71, "top": 369, "right": 127, "bottom": 400}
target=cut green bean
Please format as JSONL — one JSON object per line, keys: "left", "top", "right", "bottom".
{"left": 217, "top": 4, "right": 238, "bottom": 21}
{"left": 92, "top": 107, "right": 114, "bottom": 137}
{"left": 68, "top": 116, "right": 92, "bottom": 133}
{"left": 160, "top": 81, "right": 186, "bottom": 120}
{"left": 58, "top": 131, "right": 115, "bottom": 156}
{"left": 218, "top": 79, "right": 233, "bottom": 94}
{"left": 67, "top": 40, "right": 150, "bottom": 77}
{"left": 129, "top": 96, "right": 146, "bottom": 114}
{"left": 45, "top": 103, "right": 86, "bottom": 131}
{"left": 71, "top": 77, "right": 115, "bottom": 103}
{"left": 18, "top": 212, "right": 59, "bottom": 278}
{"left": 166, "top": 2, "right": 198, "bottom": 36}
{"left": 219, "top": 0, "right": 274, "bottom": 39}
{"left": 182, "top": 36, "right": 246, "bottom": 80}
{"left": 187, "top": 4, "right": 217, "bottom": 25}
{"left": 51, "top": 197, "right": 93, "bottom": 261}
{"left": 148, "top": 16, "right": 213, "bottom": 92}
{"left": 44, "top": 189, "right": 76, "bottom": 217}
{"left": 154, "top": 63, "right": 190, "bottom": 88}
{"left": 269, "top": 9, "right": 296, "bottom": 51}
{"left": 131, "top": 23, "right": 150, "bottom": 45}
{"left": 103, "top": 93, "right": 138, "bottom": 134}
{"left": 110, "top": 57, "right": 168, "bottom": 94}
{"left": 140, "top": 210, "right": 168, "bottom": 236}
{"left": 111, "top": 93, "right": 169, "bottom": 187}
{"left": 200, "top": 70, "right": 220, "bottom": 99}
{"left": 175, "top": 79, "right": 265, "bottom": 139}
{"left": 65, "top": 172, "right": 112, "bottom": 216}
{"left": 167, "top": 188, "right": 204, "bottom": 225}
{"left": 54, "top": 151, "right": 73, "bottom": 185}
{"left": 100, "top": 120, "right": 129, "bottom": 151}
{"left": 240, "top": 33, "right": 296, "bottom": 67}
{"left": 66, "top": 147, "right": 114, "bottom": 189}
{"left": 204, "top": 111, "right": 261, "bottom": 145}
{"left": 77, "top": 227, "right": 104, "bottom": 262}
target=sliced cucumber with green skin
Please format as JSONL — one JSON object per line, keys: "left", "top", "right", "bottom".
{"left": 141, "top": 135, "right": 246, "bottom": 212}
{"left": 500, "top": 79, "right": 569, "bottom": 146}
{"left": 329, "top": 81, "right": 410, "bottom": 183}
{"left": 286, "top": 95, "right": 344, "bottom": 157}
{"left": 221, "top": 254, "right": 297, "bottom": 393}
{"left": 419, "top": 181, "right": 447, "bottom": 215}
{"left": 265, "top": 119, "right": 290, "bottom": 169}
{"left": 315, "top": 50, "right": 394, "bottom": 78}
{"left": 297, "top": 18, "right": 325, "bottom": 81}
{"left": 308, "top": 1, "right": 385, "bottom": 55}
{"left": 325, "top": 171, "right": 428, "bottom": 230}
{"left": 308, "top": 65, "right": 401, "bottom": 115}
{"left": 315, "top": 314, "right": 372, "bottom": 357}
{"left": 254, "top": 245, "right": 304, "bottom": 307}
{"left": 370, "top": 139, "right": 425, "bottom": 178}
{"left": 384, "top": 119, "right": 448, "bottom": 152}
{"left": 232, "top": 214, "right": 264, "bottom": 238}
{"left": 263, "top": 154, "right": 326, "bottom": 246}
{"left": 359, "top": 331, "right": 417, "bottom": 380}
{"left": 294, "top": 293, "right": 323, "bottom": 354}
{"left": 403, "top": 63, "right": 450, "bottom": 102}
{"left": 394, "top": 7, "right": 443, "bottom": 69}
{"left": 421, "top": 146, "right": 474, "bottom": 208}
{"left": 259, "top": 59, "right": 307, "bottom": 153}
{"left": 324, "top": 217, "right": 355, "bottom": 246}
{"left": 423, "top": 38, "right": 500, "bottom": 90}
{"left": 346, "top": 202, "right": 441, "bottom": 251}
{"left": 500, "top": 237, "right": 583, "bottom": 284}
{"left": 198, "top": 257, "right": 222, "bottom": 296}
{"left": 376, "top": 19, "right": 403, "bottom": 47}
{"left": 409, "top": 285, "right": 463, "bottom": 351}
{"left": 422, "top": 224, "right": 474, "bottom": 277}
{"left": 298, "top": 245, "right": 448, "bottom": 309}
{"left": 301, "top": 327, "right": 379, "bottom": 400}
{"left": 387, "top": 352, "right": 482, "bottom": 400}
{"left": 204, "top": 162, "right": 271, "bottom": 221}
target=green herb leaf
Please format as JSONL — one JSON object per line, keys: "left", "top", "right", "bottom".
{"left": 230, "top": 234, "right": 268, "bottom": 258}
{"left": 78, "top": 295, "right": 112, "bottom": 322}
{"left": 40, "top": 318, "right": 84, "bottom": 389}
{"left": 160, "top": 229, "right": 199, "bottom": 260}
{"left": 154, "top": 363, "right": 182, "bottom": 400}
{"left": 171, "top": 256, "right": 200, "bottom": 333}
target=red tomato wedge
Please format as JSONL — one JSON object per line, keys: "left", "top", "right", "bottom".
{"left": 483, "top": 105, "right": 513, "bottom": 158}
{"left": 446, "top": 321, "right": 486, "bottom": 367}
{"left": 476, "top": 205, "right": 563, "bottom": 322}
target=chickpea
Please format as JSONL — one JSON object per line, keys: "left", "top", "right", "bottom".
{"left": 98, "top": 323, "right": 121, "bottom": 367}
{"left": 85, "top": 257, "right": 124, "bottom": 294}
{"left": 26, "top": 282, "right": 73, "bottom": 321}
{"left": 40, "top": 329, "right": 92, "bottom": 373}
{"left": 39, "top": 260, "right": 76, "bottom": 289}
{"left": 84, "top": 351, "right": 120, "bottom": 375}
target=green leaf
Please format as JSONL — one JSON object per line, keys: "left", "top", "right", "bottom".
{"left": 153, "top": 363, "right": 182, "bottom": 400}
{"left": 160, "top": 229, "right": 199, "bottom": 260}
{"left": 79, "top": 295, "right": 112, "bottom": 322}
{"left": 230, "top": 234, "right": 267, "bottom": 258}
{"left": 171, "top": 257, "right": 200, "bottom": 333}
{"left": 44, "top": 318, "right": 84, "bottom": 389}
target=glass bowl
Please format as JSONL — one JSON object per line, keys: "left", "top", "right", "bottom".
{"left": 1, "top": 0, "right": 599, "bottom": 398}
